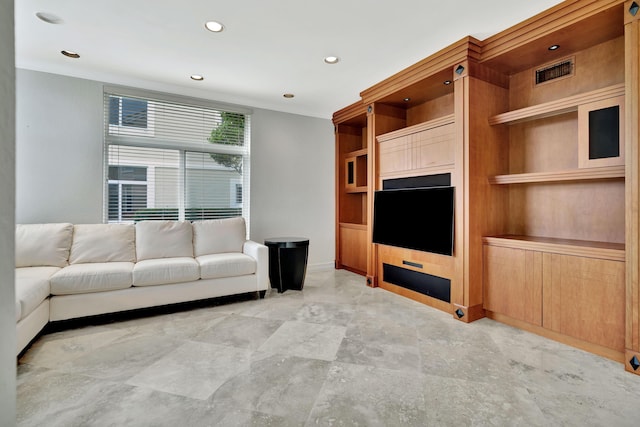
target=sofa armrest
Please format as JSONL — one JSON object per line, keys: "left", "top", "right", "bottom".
{"left": 243, "top": 240, "right": 269, "bottom": 291}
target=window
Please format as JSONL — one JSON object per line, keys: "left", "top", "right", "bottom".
{"left": 108, "top": 96, "right": 155, "bottom": 136}
{"left": 109, "top": 97, "right": 148, "bottom": 128}
{"left": 108, "top": 166, "right": 148, "bottom": 222}
{"left": 230, "top": 179, "right": 243, "bottom": 208}
{"left": 103, "top": 88, "right": 251, "bottom": 227}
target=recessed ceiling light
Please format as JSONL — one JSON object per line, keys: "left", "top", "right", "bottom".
{"left": 403, "top": 97, "right": 411, "bottom": 102}
{"left": 283, "top": 93, "right": 295, "bottom": 99}
{"left": 205, "top": 21, "right": 224, "bottom": 32}
{"left": 61, "top": 50, "right": 80, "bottom": 59}
{"left": 190, "top": 75, "right": 204, "bottom": 81}
{"left": 444, "top": 80, "right": 452, "bottom": 85}
{"left": 324, "top": 56, "right": 340, "bottom": 64}
{"left": 35, "top": 12, "right": 63, "bottom": 24}
{"left": 548, "top": 44, "right": 560, "bottom": 51}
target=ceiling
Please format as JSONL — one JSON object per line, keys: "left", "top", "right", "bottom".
{"left": 15, "top": 0, "right": 565, "bottom": 119}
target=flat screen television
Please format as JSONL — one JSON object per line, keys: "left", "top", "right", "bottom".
{"left": 372, "top": 186, "right": 454, "bottom": 256}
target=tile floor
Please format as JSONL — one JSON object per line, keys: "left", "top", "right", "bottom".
{"left": 17, "top": 269, "right": 640, "bottom": 426}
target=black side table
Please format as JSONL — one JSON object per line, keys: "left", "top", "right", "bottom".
{"left": 264, "top": 237, "right": 309, "bottom": 293}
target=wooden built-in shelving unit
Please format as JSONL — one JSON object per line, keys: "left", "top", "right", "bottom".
{"left": 333, "top": 0, "right": 640, "bottom": 374}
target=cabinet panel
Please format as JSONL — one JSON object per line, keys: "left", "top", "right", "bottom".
{"left": 412, "top": 123, "right": 455, "bottom": 170}
{"left": 378, "top": 135, "right": 410, "bottom": 176}
{"left": 483, "top": 245, "right": 542, "bottom": 325}
{"left": 543, "top": 253, "right": 625, "bottom": 351}
{"left": 339, "top": 225, "right": 367, "bottom": 273}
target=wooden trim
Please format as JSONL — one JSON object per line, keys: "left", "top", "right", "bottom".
{"left": 625, "top": 349, "right": 640, "bottom": 375}
{"left": 481, "top": 0, "right": 624, "bottom": 63}
{"left": 376, "top": 114, "right": 455, "bottom": 143}
{"left": 452, "top": 303, "right": 485, "bottom": 323}
{"left": 361, "top": 37, "right": 483, "bottom": 105}
{"left": 483, "top": 235, "right": 625, "bottom": 261}
{"left": 625, "top": 0, "right": 640, "bottom": 353}
{"left": 489, "top": 84, "right": 625, "bottom": 125}
{"left": 366, "top": 274, "right": 377, "bottom": 288}
{"left": 487, "top": 311, "right": 625, "bottom": 363}
{"left": 488, "top": 165, "right": 625, "bottom": 184}
{"left": 333, "top": 100, "right": 366, "bottom": 125}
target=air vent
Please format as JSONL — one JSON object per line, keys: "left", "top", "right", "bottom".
{"left": 535, "top": 58, "right": 574, "bottom": 85}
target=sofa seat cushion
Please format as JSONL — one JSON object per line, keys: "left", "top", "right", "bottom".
{"left": 15, "top": 266, "right": 58, "bottom": 322}
{"left": 70, "top": 224, "right": 135, "bottom": 264}
{"left": 50, "top": 262, "right": 134, "bottom": 295}
{"left": 197, "top": 253, "right": 256, "bottom": 280}
{"left": 133, "top": 257, "right": 200, "bottom": 287}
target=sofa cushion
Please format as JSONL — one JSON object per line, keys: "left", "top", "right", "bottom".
{"left": 70, "top": 224, "right": 136, "bottom": 264}
{"left": 136, "top": 221, "right": 193, "bottom": 261}
{"left": 15, "top": 223, "right": 73, "bottom": 268}
{"left": 192, "top": 217, "right": 246, "bottom": 256}
{"left": 197, "top": 253, "right": 256, "bottom": 280}
{"left": 133, "top": 257, "right": 200, "bottom": 287}
{"left": 15, "top": 266, "right": 58, "bottom": 322}
{"left": 50, "top": 262, "right": 134, "bottom": 295}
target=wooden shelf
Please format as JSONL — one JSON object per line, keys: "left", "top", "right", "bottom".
{"left": 488, "top": 84, "right": 625, "bottom": 125}
{"left": 339, "top": 222, "right": 367, "bottom": 230}
{"left": 345, "top": 186, "right": 368, "bottom": 194}
{"left": 345, "top": 148, "right": 368, "bottom": 158}
{"left": 483, "top": 235, "right": 624, "bottom": 261}
{"left": 488, "top": 165, "right": 625, "bottom": 185}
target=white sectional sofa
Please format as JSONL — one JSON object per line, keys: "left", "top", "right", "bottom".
{"left": 14, "top": 217, "right": 268, "bottom": 355}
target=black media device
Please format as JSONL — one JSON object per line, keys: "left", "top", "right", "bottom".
{"left": 372, "top": 186, "right": 454, "bottom": 256}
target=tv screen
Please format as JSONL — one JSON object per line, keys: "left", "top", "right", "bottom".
{"left": 372, "top": 186, "right": 454, "bottom": 256}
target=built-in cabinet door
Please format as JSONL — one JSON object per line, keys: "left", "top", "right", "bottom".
{"left": 339, "top": 225, "right": 367, "bottom": 274}
{"left": 483, "top": 245, "right": 542, "bottom": 326}
{"left": 543, "top": 253, "right": 625, "bottom": 351}
{"left": 412, "top": 123, "right": 455, "bottom": 170}
{"left": 378, "top": 135, "right": 410, "bottom": 176}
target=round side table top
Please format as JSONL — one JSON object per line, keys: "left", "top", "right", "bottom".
{"left": 264, "top": 237, "right": 309, "bottom": 247}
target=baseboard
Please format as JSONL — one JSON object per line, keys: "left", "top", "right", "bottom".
{"left": 307, "top": 262, "right": 335, "bottom": 272}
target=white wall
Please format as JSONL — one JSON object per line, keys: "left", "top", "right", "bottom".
{"left": 16, "top": 70, "right": 104, "bottom": 223}
{"left": 250, "top": 109, "right": 335, "bottom": 269}
{"left": 15, "top": 69, "right": 335, "bottom": 268}
{"left": 0, "top": 0, "right": 16, "bottom": 424}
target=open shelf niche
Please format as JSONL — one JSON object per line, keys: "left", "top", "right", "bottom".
{"left": 333, "top": 102, "right": 369, "bottom": 275}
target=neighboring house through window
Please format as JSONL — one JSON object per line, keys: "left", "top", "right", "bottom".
{"left": 103, "top": 88, "right": 251, "bottom": 227}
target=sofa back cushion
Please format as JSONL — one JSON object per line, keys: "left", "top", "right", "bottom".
{"left": 135, "top": 220, "right": 193, "bottom": 261}
{"left": 69, "top": 224, "right": 136, "bottom": 264}
{"left": 15, "top": 223, "right": 73, "bottom": 268}
{"left": 192, "top": 217, "right": 246, "bottom": 256}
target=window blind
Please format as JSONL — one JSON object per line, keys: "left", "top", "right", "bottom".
{"left": 103, "top": 87, "right": 250, "bottom": 228}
